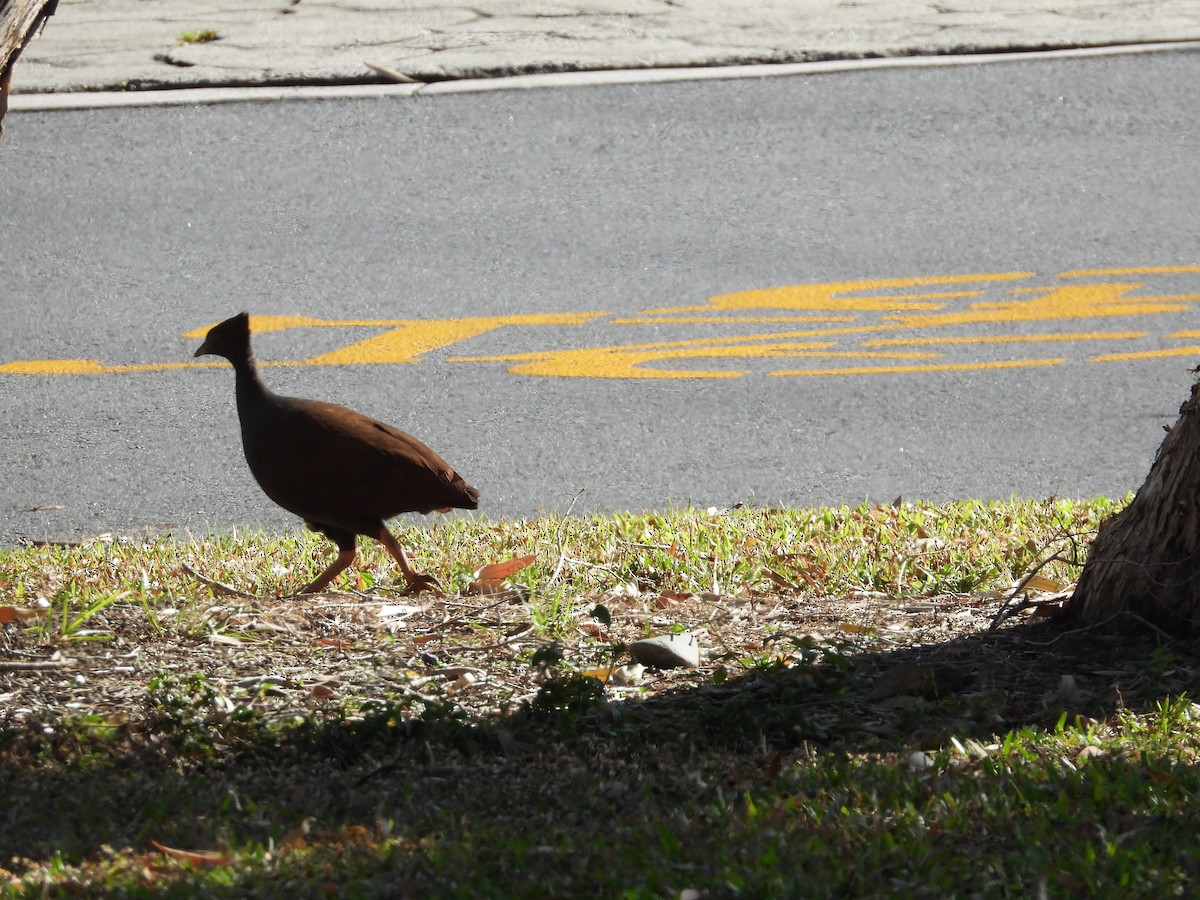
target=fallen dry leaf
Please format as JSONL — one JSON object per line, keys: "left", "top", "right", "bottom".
{"left": 278, "top": 817, "right": 314, "bottom": 850}
{"left": 472, "top": 555, "right": 535, "bottom": 582}
{"left": 764, "top": 569, "right": 798, "bottom": 592}
{"left": 582, "top": 666, "right": 618, "bottom": 682}
{"left": 654, "top": 589, "right": 693, "bottom": 607}
{"left": 150, "top": 841, "right": 232, "bottom": 866}
{"left": 0, "top": 606, "right": 48, "bottom": 623}
{"left": 1024, "top": 574, "right": 1065, "bottom": 593}
{"left": 466, "top": 580, "right": 509, "bottom": 596}
{"left": 312, "top": 638, "right": 353, "bottom": 649}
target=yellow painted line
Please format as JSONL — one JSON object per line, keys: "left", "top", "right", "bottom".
{"left": 1091, "top": 345, "right": 1200, "bottom": 363}
{"left": 452, "top": 345, "right": 941, "bottom": 379}
{"left": 644, "top": 293, "right": 955, "bottom": 316}
{"left": 611, "top": 315, "right": 859, "bottom": 325}
{"left": 643, "top": 272, "right": 1034, "bottom": 315}
{"left": 183, "top": 313, "right": 558, "bottom": 339}
{"left": 0, "top": 359, "right": 318, "bottom": 376}
{"left": 767, "top": 358, "right": 1065, "bottom": 377}
{"left": 885, "top": 283, "right": 1200, "bottom": 328}
{"left": 0, "top": 360, "right": 231, "bottom": 376}
{"left": 182, "top": 314, "right": 350, "bottom": 339}
{"left": 0, "top": 359, "right": 110, "bottom": 375}
{"left": 862, "top": 331, "right": 1146, "bottom": 347}
{"left": 475, "top": 329, "right": 899, "bottom": 355}
{"left": 180, "top": 314, "right": 441, "bottom": 339}
{"left": 1059, "top": 265, "right": 1200, "bottom": 277}
{"left": 297, "top": 313, "right": 605, "bottom": 366}
{"left": 9, "top": 268, "right": 1200, "bottom": 379}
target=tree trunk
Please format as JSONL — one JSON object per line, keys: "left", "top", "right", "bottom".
{"left": 0, "top": 0, "right": 59, "bottom": 138}
{"left": 1069, "top": 379, "right": 1200, "bottom": 631}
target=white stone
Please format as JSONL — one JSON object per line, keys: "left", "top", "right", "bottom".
{"left": 630, "top": 631, "right": 700, "bottom": 669}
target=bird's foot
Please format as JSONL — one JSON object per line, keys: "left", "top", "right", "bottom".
{"left": 402, "top": 573, "right": 446, "bottom": 597}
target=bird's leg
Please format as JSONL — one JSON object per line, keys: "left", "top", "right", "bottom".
{"left": 298, "top": 547, "right": 357, "bottom": 594}
{"left": 376, "top": 527, "right": 445, "bottom": 596}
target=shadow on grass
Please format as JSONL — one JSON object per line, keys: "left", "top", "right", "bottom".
{"left": 2, "top": 620, "right": 1196, "bottom": 896}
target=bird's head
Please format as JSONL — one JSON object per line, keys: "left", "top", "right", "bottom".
{"left": 194, "top": 312, "right": 252, "bottom": 361}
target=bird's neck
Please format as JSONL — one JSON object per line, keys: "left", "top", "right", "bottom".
{"left": 230, "top": 353, "right": 273, "bottom": 415}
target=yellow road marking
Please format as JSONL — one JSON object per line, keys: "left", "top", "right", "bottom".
{"left": 7, "top": 269, "right": 1200, "bottom": 380}
{"left": 299, "top": 314, "right": 605, "bottom": 365}
{"left": 1092, "top": 345, "right": 1200, "bottom": 363}
{"left": 1059, "top": 265, "right": 1200, "bottom": 277}
{"left": 0, "top": 360, "right": 229, "bottom": 376}
{"left": 611, "top": 315, "right": 859, "bottom": 324}
{"left": 183, "top": 315, "right": 347, "bottom": 338}
{"left": 0, "top": 359, "right": 315, "bottom": 376}
{"left": 885, "top": 283, "right": 1200, "bottom": 329}
{"left": 863, "top": 331, "right": 1146, "bottom": 347}
{"left": 767, "top": 358, "right": 1065, "bottom": 377}
{"left": 453, "top": 345, "right": 941, "bottom": 379}
{"left": 644, "top": 272, "right": 1033, "bottom": 315}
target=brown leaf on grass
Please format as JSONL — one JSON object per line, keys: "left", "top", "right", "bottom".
{"left": 279, "top": 817, "right": 315, "bottom": 850}
{"left": 577, "top": 622, "right": 609, "bottom": 641}
{"left": 472, "top": 555, "right": 535, "bottom": 582}
{"left": 312, "top": 637, "right": 353, "bottom": 648}
{"left": 0, "top": 605, "right": 48, "bottom": 623}
{"left": 764, "top": 569, "right": 798, "bottom": 592}
{"left": 581, "top": 664, "right": 644, "bottom": 685}
{"left": 771, "top": 556, "right": 823, "bottom": 590}
{"left": 466, "top": 580, "right": 510, "bottom": 596}
{"left": 582, "top": 666, "right": 618, "bottom": 681}
{"left": 469, "top": 555, "right": 536, "bottom": 596}
{"left": 653, "top": 589, "right": 693, "bottom": 608}
{"left": 150, "top": 841, "right": 232, "bottom": 866}
{"left": 1024, "top": 574, "right": 1065, "bottom": 593}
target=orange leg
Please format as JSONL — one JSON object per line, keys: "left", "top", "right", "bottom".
{"left": 376, "top": 527, "right": 445, "bottom": 596}
{"left": 298, "top": 547, "right": 357, "bottom": 594}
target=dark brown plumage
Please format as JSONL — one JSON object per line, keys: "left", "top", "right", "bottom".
{"left": 195, "top": 312, "right": 478, "bottom": 595}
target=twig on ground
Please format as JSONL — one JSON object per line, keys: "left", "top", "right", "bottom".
{"left": 182, "top": 563, "right": 263, "bottom": 600}
{"left": 989, "top": 548, "right": 1069, "bottom": 631}
{"left": 0, "top": 657, "right": 75, "bottom": 672}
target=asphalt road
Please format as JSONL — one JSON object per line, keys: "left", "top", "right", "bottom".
{"left": 2, "top": 49, "right": 1199, "bottom": 545}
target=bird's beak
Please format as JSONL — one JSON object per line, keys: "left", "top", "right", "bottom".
{"left": 194, "top": 341, "right": 210, "bottom": 358}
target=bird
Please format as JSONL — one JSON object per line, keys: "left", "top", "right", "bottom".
{"left": 194, "top": 312, "right": 479, "bottom": 595}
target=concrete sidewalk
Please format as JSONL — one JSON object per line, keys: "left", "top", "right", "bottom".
{"left": 10, "top": 0, "right": 1200, "bottom": 96}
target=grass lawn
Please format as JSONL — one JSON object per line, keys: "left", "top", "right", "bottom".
{"left": 4, "top": 498, "right": 1200, "bottom": 897}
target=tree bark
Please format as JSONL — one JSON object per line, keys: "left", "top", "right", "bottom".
{"left": 1069, "top": 379, "right": 1200, "bottom": 631}
{"left": 0, "top": 0, "right": 59, "bottom": 138}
